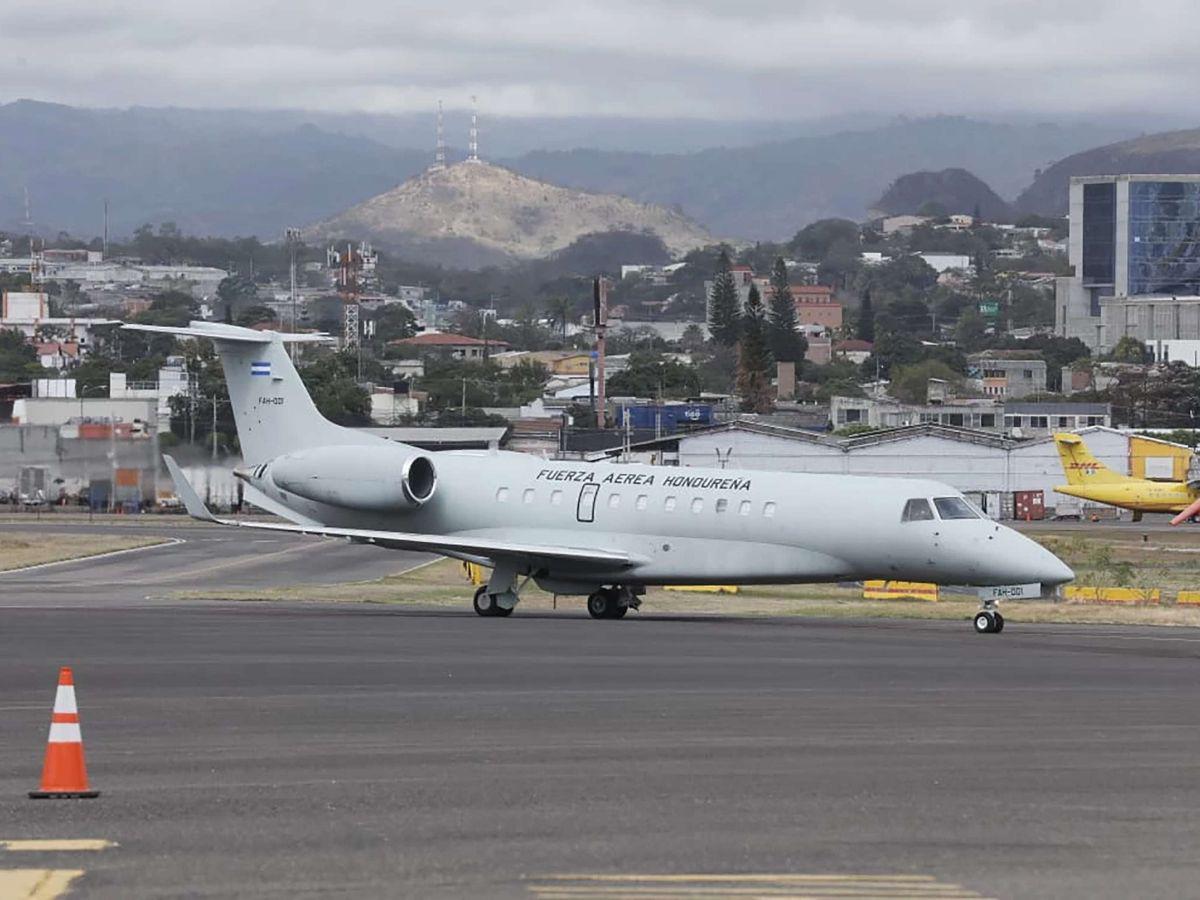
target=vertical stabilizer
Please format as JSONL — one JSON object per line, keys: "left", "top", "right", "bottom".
{"left": 122, "top": 322, "right": 381, "bottom": 464}
{"left": 1053, "top": 433, "right": 1134, "bottom": 485}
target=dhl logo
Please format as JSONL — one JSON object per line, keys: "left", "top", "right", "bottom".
{"left": 1066, "top": 462, "right": 1100, "bottom": 474}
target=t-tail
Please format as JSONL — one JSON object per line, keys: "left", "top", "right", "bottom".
{"left": 1053, "top": 432, "right": 1134, "bottom": 486}
{"left": 121, "top": 321, "right": 381, "bottom": 464}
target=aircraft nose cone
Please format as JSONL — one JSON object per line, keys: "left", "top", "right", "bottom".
{"left": 1037, "top": 552, "right": 1075, "bottom": 587}
{"left": 1011, "top": 530, "right": 1074, "bottom": 587}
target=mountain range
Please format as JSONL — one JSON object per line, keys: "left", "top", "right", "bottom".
{"left": 1015, "top": 128, "right": 1200, "bottom": 215}
{"left": 0, "top": 99, "right": 1167, "bottom": 248}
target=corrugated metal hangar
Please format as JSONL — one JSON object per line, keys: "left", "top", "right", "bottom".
{"left": 589, "top": 423, "right": 1192, "bottom": 519}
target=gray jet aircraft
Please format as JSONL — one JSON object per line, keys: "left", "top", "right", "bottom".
{"left": 125, "top": 322, "right": 1073, "bottom": 633}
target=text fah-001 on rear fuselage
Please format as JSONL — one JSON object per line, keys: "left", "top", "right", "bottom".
{"left": 126, "top": 322, "right": 1073, "bottom": 632}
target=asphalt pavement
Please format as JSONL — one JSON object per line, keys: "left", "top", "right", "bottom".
{"left": 1, "top": 520, "right": 1199, "bottom": 898}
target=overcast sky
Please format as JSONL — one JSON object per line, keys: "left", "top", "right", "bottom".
{"left": 1, "top": 0, "right": 1196, "bottom": 120}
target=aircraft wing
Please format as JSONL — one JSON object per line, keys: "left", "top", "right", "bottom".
{"left": 163, "top": 455, "right": 638, "bottom": 568}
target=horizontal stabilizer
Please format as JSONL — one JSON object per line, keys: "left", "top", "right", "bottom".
{"left": 123, "top": 322, "right": 334, "bottom": 344}
{"left": 162, "top": 455, "right": 639, "bottom": 568}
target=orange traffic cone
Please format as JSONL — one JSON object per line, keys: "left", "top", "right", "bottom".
{"left": 29, "top": 667, "right": 99, "bottom": 799}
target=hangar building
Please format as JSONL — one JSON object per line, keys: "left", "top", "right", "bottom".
{"left": 589, "top": 422, "right": 1192, "bottom": 519}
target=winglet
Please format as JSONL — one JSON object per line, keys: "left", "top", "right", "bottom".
{"left": 162, "top": 455, "right": 222, "bottom": 524}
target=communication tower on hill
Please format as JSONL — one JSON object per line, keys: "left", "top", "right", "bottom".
{"left": 467, "top": 96, "right": 481, "bottom": 163}
{"left": 432, "top": 101, "right": 446, "bottom": 171}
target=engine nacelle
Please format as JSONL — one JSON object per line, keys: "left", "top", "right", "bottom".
{"left": 268, "top": 444, "right": 437, "bottom": 511}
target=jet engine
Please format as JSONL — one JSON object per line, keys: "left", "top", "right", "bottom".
{"left": 268, "top": 444, "right": 437, "bottom": 511}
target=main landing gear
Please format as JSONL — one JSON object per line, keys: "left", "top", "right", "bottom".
{"left": 473, "top": 585, "right": 514, "bottom": 617}
{"left": 973, "top": 601, "right": 1005, "bottom": 634}
{"left": 586, "top": 586, "right": 640, "bottom": 620}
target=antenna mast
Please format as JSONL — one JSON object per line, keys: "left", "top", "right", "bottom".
{"left": 467, "top": 95, "right": 480, "bottom": 163}
{"left": 433, "top": 100, "right": 446, "bottom": 170}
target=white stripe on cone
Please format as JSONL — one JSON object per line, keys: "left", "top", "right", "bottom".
{"left": 47, "top": 723, "right": 83, "bottom": 743}
{"left": 53, "top": 686, "right": 77, "bottom": 714}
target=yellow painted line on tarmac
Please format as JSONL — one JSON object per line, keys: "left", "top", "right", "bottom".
{"left": 528, "top": 891, "right": 980, "bottom": 899}
{"left": 0, "top": 840, "right": 116, "bottom": 852}
{"left": 0, "top": 869, "right": 85, "bottom": 899}
{"left": 527, "top": 874, "right": 988, "bottom": 900}
{"left": 544, "top": 883, "right": 945, "bottom": 888}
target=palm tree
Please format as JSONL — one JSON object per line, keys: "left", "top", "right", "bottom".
{"left": 545, "top": 296, "right": 572, "bottom": 340}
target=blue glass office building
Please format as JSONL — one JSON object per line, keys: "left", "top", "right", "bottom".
{"left": 1059, "top": 175, "right": 1200, "bottom": 349}
{"left": 1127, "top": 180, "right": 1200, "bottom": 295}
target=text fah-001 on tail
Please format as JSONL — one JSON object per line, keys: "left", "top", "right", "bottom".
{"left": 124, "top": 321, "right": 1072, "bottom": 632}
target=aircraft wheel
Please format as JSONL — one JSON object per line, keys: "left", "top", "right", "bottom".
{"left": 611, "top": 605, "right": 628, "bottom": 619}
{"left": 973, "top": 611, "right": 997, "bottom": 634}
{"left": 587, "top": 591, "right": 614, "bottom": 619}
{"left": 993, "top": 612, "right": 1005, "bottom": 633}
{"left": 473, "top": 586, "right": 496, "bottom": 617}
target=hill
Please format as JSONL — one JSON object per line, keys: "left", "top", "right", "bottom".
{"left": 1015, "top": 127, "right": 1200, "bottom": 215}
{"left": 871, "top": 168, "right": 1011, "bottom": 220}
{"left": 303, "top": 161, "right": 715, "bottom": 268}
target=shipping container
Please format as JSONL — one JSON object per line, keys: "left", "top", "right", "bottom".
{"left": 1013, "top": 490, "right": 1045, "bottom": 521}
{"left": 115, "top": 468, "right": 140, "bottom": 488}
{"left": 88, "top": 479, "right": 112, "bottom": 511}
{"left": 613, "top": 403, "right": 713, "bottom": 434}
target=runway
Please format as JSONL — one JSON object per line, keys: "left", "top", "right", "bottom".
{"left": 2, "top": 521, "right": 1200, "bottom": 898}
{"left": 5, "top": 610, "right": 1200, "bottom": 896}
{"left": 0, "top": 519, "right": 433, "bottom": 606}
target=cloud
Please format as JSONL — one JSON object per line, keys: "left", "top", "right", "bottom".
{"left": 0, "top": 0, "right": 1197, "bottom": 120}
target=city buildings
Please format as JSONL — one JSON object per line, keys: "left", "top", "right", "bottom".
{"left": 389, "top": 331, "right": 510, "bottom": 360}
{"left": 0, "top": 290, "right": 121, "bottom": 352}
{"left": 1057, "top": 174, "right": 1200, "bottom": 350}
{"left": 966, "top": 353, "right": 1048, "bottom": 398}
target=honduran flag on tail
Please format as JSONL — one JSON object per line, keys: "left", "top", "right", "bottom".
{"left": 250, "top": 361, "right": 271, "bottom": 377}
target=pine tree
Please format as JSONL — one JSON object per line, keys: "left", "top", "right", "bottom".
{"left": 736, "top": 284, "right": 773, "bottom": 413}
{"left": 766, "top": 257, "right": 806, "bottom": 363}
{"left": 707, "top": 248, "right": 741, "bottom": 347}
{"left": 857, "top": 289, "right": 875, "bottom": 343}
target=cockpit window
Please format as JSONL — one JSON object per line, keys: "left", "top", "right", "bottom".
{"left": 901, "top": 498, "right": 934, "bottom": 522}
{"left": 934, "top": 497, "right": 980, "bottom": 519}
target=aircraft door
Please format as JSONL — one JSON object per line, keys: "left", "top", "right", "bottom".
{"left": 576, "top": 483, "right": 599, "bottom": 523}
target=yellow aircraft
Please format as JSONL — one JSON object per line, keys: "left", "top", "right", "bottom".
{"left": 1053, "top": 432, "right": 1198, "bottom": 522}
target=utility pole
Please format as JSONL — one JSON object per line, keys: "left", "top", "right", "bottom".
{"left": 461, "top": 378, "right": 467, "bottom": 417}
{"left": 285, "top": 227, "right": 301, "bottom": 360}
{"left": 593, "top": 276, "right": 608, "bottom": 428}
{"left": 211, "top": 397, "right": 219, "bottom": 461}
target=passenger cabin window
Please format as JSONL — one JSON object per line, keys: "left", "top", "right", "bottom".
{"left": 901, "top": 498, "right": 934, "bottom": 522}
{"left": 738, "top": 500, "right": 751, "bottom": 516}
{"left": 635, "top": 494, "right": 648, "bottom": 511}
{"left": 715, "top": 498, "right": 728, "bottom": 513}
{"left": 934, "top": 497, "right": 980, "bottom": 520}
{"left": 608, "top": 493, "right": 621, "bottom": 509}
{"left": 691, "top": 497, "right": 704, "bottom": 513}
{"left": 665, "top": 496, "right": 677, "bottom": 512}
{"left": 522, "top": 488, "right": 535, "bottom": 504}
{"left": 551, "top": 490, "right": 563, "bottom": 506}
{"left": 763, "top": 502, "right": 776, "bottom": 518}
{"left": 496, "top": 487, "right": 509, "bottom": 503}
